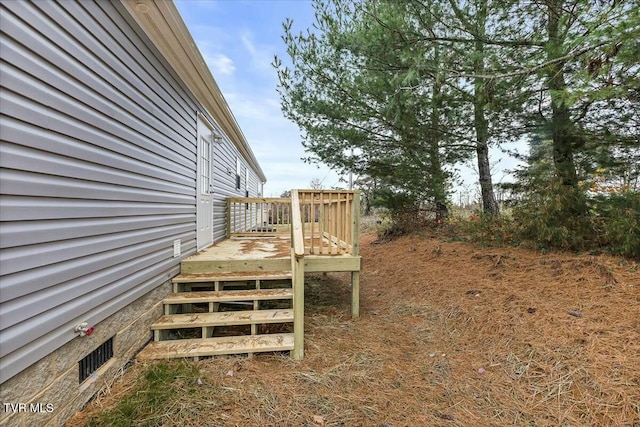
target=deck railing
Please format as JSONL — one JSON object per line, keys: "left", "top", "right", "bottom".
{"left": 226, "top": 190, "right": 361, "bottom": 359}
{"left": 227, "top": 197, "right": 291, "bottom": 237}
{"left": 227, "top": 191, "right": 360, "bottom": 257}
{"left": 290, "top": 190, "right": 305, "bottom": 360}
{"left": 297, "top": 190, "right": 360, "bottom": 256}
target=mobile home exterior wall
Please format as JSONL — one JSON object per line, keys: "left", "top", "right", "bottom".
{"left": 211, "top": 139, "right": 263, "bottom": 241}
{"left": 0, "top": 1, "right": 264, "bottom": 424}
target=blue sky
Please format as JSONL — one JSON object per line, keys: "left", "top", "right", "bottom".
{"left": 175, "top": 0, "right": 344, "bottom": 197}
{"left": 174, "top": 0, "right": 520, "bottom": 202}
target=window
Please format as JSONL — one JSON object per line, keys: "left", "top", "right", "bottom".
{"left": 199, "top": 135, "right": 211, "bottom": 194}
{"left": 235, "top": 158, "right": 241, "bottom": 190}
{"left": 245, "top": 169, "right": 251, "bottom": 209}
{"left": 79, "top": 337, "right": 114, "bottom": 383}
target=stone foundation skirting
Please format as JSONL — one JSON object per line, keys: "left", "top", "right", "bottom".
{"left": 0, "top": 281, "right": 170, "bottom": 427}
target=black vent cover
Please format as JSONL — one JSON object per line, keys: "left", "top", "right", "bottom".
{"left": 79, "top": 337, "right": 114, "bottom": 383}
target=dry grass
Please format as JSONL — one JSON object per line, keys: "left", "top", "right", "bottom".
{"left": 68, "top": 232, "right": 640, "bottom": 427}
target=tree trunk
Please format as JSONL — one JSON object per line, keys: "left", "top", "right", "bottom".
{"left": 474, "top": 0, "right": 499, "bottom": 216}
{"left": 476, "top": 142, "right": 499, "bottom": 214}
{"left": 547, "top": 0, "right": 579, "bottom": 189}
{"left": 363, "top": 191, "right": 371, "bottom": 216}
{"left": 546, "top": 0, "right": 586, "bottom": 216}
{"left": 430, "top": 44, "right": 449, "bottom": 221}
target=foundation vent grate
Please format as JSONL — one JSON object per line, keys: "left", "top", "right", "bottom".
{"left": 79, "top": 337, "right": 114, "bottom": 383}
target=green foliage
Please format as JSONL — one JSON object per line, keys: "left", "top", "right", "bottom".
{"left": 507, "top": 180, "right": 639, "bottom": 258}
{"left": 456, "top": 212, "right": 518, "bottom": 247}
{"left": 369, "top": 188, "right": 420, "bottom": 240}
{"left": 512, "top": 181, "right": 593, "bottom": 251}
{"left": 591, "top": 192, "right": 640, "bottom": 258}
{"left": 374, "top": 206, "right": 429, "bottom": 242}
{"left": 275, "top": 0, "right": 467, "bottom": 215}
{"left": 370, "top": 187, "right": 418, "bottom": 214}
{"left": 276, "top": 0, "right": 640, "bottom": 255}
{"left": 86, "top": 362, "right": 200, "bottom": 427}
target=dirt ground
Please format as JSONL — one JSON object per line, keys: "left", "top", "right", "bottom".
{"left": 68, "top": 232, "right": 639, "bottom": 427}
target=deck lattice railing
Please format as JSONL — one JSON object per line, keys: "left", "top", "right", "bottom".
{"left": 227, "top": 197, "right": 291, "bottom": 237}
{"left": 227, "top": 191, "right": 360, "bottom": 257}
{"left": 297, "top": 190, "right": 360, "bottom": 256}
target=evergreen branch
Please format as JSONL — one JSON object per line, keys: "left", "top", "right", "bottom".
{"left": 410, "top": 35, "right": 545, "bottom": 48}
{"left": 441, "top": 41, "right": 608, "bottom": 79}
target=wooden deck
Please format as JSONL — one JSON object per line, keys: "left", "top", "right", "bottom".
{"left": 181, "top": 236, "right": 361, "bottom": 274}
{"left": 187, "top": 236, "right": 291, "bottom": 261}
{"left": 137, "top": 190, "right": 361, "bottom": 362}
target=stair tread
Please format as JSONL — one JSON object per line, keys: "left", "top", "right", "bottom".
{"left": 137, "top": 333, "right": 294, "bottom": 360}
{"left": 151, "top": 309, "right": 293, "bottom": 329}
{"left": 173, "top": 271, "right": 292, "bottom": 283}
{"left": 164, "top": 289, "right": 293, "bottom": 304}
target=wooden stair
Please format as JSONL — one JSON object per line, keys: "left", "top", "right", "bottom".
{"left": 163, "top": 289, "right": 293, "bottom": 305}
{"left": 151, "top": 309, "right": 294, "bottom": 330}
{"left": 171, "top": 272, "right": 292, "bottom": 292}
{"left": 138, "top": 334, "right": 294, "bottom": 360}
{"left": 137, "top": 271, "right": 295, "bottom": 361}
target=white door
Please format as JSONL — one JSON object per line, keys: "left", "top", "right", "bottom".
{"left": 196, "top": 115, "right": 214, "bottom": 250}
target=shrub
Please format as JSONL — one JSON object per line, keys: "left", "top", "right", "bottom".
{"left": 375, "top": 207, "right": 429, "bottom": 241}
{"left": 591, "top": 191, "right": 640, "bottom": 258}
{"left": 458, "top": 211, "right": 517, "bottom": 247}
{"left": 511, "top": 181, "right": 592, "bottom": 252}
{"left": 508, "top": 180, "right": 639, "bottom": 258}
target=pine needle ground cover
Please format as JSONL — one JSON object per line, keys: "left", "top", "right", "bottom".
{"left": 68, "top": 233, "right": 639, "bottom": 427}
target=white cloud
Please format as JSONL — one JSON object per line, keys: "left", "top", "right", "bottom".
{"left": 240, "top": 32, "right": 257, "bottom": 56}
{"left": 239, "top": 30, "right": 277, "bottom": 74}
{"left": 224, "top": 92, "right": 283, "bottom": 127}
{"left": 203, "top": 52, "right": 236, "bottom": 76}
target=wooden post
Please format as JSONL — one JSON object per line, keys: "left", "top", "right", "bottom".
{"left": 290, "top": 190, "right": 305, "bottom": 360}
{"left": 332, "top": 194, "right": 337, "bottom": 254}
{"left": 244, "top": 199, "right": 248, "bottom": 232}
{"left": 351, "top": 271, "right": 360, "bottom": 319}
{"left": 292, "top": 250, "right": 304, "bottom": 359}
{"left": 351, "top": 191, "right": 361, "bottom": 256}
{"left": 345, "top": 193, "right": 351, "bottom": 249}
{"left": 340, "top": 194, "right": 346, "bottom": 251}
{"left": 351, "top": 191, "right": 360, "bottom": 319}
{"left": 310, "top": 192, "right": 316, "bottom": 254}
{"left": 226, "top": 199, "right": 231, "bottom": 238}
{"left": 251, "top": 201, "right": 255, "bottom": 232}
{"left": 319, "top": 192, "right": 326, "bottom": 254}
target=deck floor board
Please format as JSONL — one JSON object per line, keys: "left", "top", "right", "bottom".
{"left": 186, "top": 236, "right": 358, "bottom": 263}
